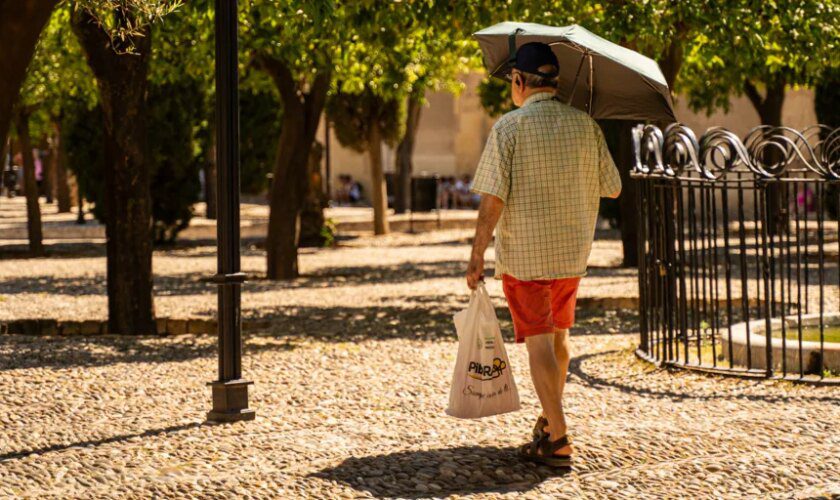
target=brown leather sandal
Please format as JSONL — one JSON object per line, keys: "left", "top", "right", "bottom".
{"left": 532, "top": 415, "right": 548, "bottom": 439}
{"left": 519, "top": 434, "right": 573, "bottom": 468}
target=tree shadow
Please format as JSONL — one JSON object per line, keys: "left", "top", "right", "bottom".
{"left": 0, "top": 257, "right": 646, "bottom": 297}
{"left": 238, "top": 300, "right": 637, "bottom": 342}
{"left": 569, "top": 349, "right": 840, "bottom": 404}
{"left": 0, "top": 238, "right": 271, "bottom": 261}
{"left": 0, "top": 303, "right": 637, "bottom": 371}
{"left": 0, "top": 333, "right": 299, "bottom": 371}
{"left": 0, "top": 422, "right": 204, "bottom": 462}
{"left": 0, "top": 261, "right": 470, "bottom": 296}
{"left": 0, "top": 241, "right": 107, "bottom": 260}
{"left": 309, "top": 445, "right": 570, "bottom": 498}
{"left": 248, "top": 260, "right": 468, "bottom": 289}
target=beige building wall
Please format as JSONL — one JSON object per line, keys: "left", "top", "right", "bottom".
{"left": 321, "top": 74, "right": 818, "bottom": 203}
{"left": 673, "top": 89, "right": 818, "bottom": 138}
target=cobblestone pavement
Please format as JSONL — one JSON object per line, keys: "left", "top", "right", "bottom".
{"left": 1, "top": 223, "right": 839, "bottom": 498}
{"left": 2, "top": 322, "right": 839, "bottom": 498}
{"left": 0, "top": 228, "right": 631, "bottom": 323}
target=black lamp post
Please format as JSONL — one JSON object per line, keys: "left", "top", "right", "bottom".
{"left": 207, "top": 0, "right": 254, "bottom": 423}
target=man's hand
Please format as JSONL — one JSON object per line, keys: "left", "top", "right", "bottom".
{"left": 466, "top": 194, "right": 504, "bottom": 290}
{"left": 466, "top": 253, "right": 484, "bottom": 290}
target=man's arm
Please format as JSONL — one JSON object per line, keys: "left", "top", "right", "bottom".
{"left": 466, "top": 194, "right": 505, "bottom": 289}
{"left": 605, "top": 190, "right": 621, "bottom": 199}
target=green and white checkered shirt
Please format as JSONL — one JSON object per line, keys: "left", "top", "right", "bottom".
{"left": 471, "top": 91, "right": 621, "bottom": 281}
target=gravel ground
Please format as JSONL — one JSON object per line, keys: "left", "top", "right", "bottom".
{"left": 0, "top": 228, "right": 632, "bottom": 323}
{"left": 2, "top": 226, "right": 839, "bottom": 498}
{"left": 2, "top": 322, "right": 838, "bottom": 498}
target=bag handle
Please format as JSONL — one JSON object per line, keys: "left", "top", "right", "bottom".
{"left": 470, "top": 282, "right": 497, "bottom": 320}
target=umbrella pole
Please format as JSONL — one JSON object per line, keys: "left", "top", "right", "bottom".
{"left": 587, "top": 53, "right": 594, "bottom": 115}
{"left": 567, "top": 50, "right": 588, "bottom": 106}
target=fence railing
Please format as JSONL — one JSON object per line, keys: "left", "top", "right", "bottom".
{"left": 631, "top": 123, "right": 840, "bottom": 382}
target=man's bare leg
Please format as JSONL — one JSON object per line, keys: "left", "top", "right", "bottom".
{"left": 554, "top": 328, "right": 571, "bottom": 402}
{"left": 539, "top": 328, "right": 571, "bottom": 431}
{"left": 525, "top": 334, "right": 573, "bottom": 455}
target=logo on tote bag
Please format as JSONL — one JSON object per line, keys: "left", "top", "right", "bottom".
{"left": 467, "top": 357, "right": 508, "bottom": 381}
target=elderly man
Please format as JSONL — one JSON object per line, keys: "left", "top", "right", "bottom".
{"left": 466, "top": 42, "right": 621, "bottom": 467}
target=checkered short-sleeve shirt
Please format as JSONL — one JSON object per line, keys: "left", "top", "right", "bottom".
{"left": 471, "top": 92, "right": 621, "bottom": 281}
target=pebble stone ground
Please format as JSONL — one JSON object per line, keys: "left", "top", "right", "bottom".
{"left": 1, "top": 228, "right": 839, "bottom": 498}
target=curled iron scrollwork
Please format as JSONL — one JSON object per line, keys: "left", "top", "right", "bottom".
{"left": 632, "top": 124, "right": 839, "bottom": 180}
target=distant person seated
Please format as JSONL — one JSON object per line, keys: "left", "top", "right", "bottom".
{"left": 438, "top": 176, "right": 455, "bottom": 209}
{"left": 335, "top": 174, "right": 352, "bottom": 205}
{"left": 456, "top": 174, "right": 479, "bottom": 209}
{"left": 348, "top": 179, "right": 362, "bottom": 204}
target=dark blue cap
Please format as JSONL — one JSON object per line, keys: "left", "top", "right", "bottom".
{"left": 512, "top": 42, "right": 559, "bottom": 78}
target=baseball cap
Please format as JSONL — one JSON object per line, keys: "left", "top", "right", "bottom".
{"left": 512, "top": 42, "right": 559, "bottom": 78}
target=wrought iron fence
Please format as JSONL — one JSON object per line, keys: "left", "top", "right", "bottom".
{"left": 631, "top": 123, "right": 840, "bottom": 382}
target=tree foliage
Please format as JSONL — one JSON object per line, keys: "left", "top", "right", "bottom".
{"left": 681, "top": 0, "right": 839, "bottom": 117}
{"left": 327, "top": 90, "right": 405, "bottom": 152}
{"left": 240, "top": 88, "right": 282, "bottom": 194}
{"left": 147, "top": 79, "right": 203, "bottom": 243}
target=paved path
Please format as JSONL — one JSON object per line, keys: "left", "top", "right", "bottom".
{"left": 2, "top": 200, "right": 838, "bottom": 498}
{"left": 0, "top": 228, "right": 630, "bottom": 323}
{"left": 2, "top": 315, "right": 838, "bottom": 498}
{"left": 0, "top": 196, "right": 478, "bottom": 241}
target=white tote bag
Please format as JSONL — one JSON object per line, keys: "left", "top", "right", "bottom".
{"left": 446, "top": 283, "right": 520, "bottom": 419}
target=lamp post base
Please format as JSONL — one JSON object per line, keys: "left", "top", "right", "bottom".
{"left": 206, "top": 379, "right": 255, "bottom": 423}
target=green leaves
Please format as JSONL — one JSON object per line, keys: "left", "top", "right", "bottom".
{"left": 74, "top": 0, "right": 182, "bottom": 51}
{"left": 681, "top": 0, "right": 840, "bottom": 116}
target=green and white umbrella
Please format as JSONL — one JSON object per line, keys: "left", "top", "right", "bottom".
{"left": 474, "top": 21, "right": 676, "bottom": 123}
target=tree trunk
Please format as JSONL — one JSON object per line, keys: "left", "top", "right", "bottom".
{"left": 53, "top": 120, "right": 71, "bottom": 212}
{"left": 205, "top": 121, "right": 217, "bottom": 219}
{"left": 73, "top": 8, "right": 155, "bottom": 333}
{"left": 616, "top": 121, "right": 639, "bottom": 267}
{"left": 657, "top": 23, "right": 687, "bottom": 92}
{"left": 266, "top": 112, "right": 305, "bottom": 279}
{"left": 394, "top": 90, "right": 423, "bottom": 214}
{"left": 600, "top": 120, "right": 639, "bottom": 267}
{"left": 744, "top": 79, "right": 787, "bottom": 235}
{"left": 259, "top": 55, "right": 330, "bottom": 279}
{"left": 0, "top": 136, "right": 8, "bottom": 206}
{"left": 44, "top": 133, "right": 55, "bottom": 204}
{"left": 300, "top": 141, "right": 327, "bottom": 246}
{"left": 368, "top": 121, "right": 390, "bottom": 235}
{"left": 14, "top": 108, "right": 43, "bottom": 255}
{"left": 745, "top": 79, "right": 785, "bottom": 128}
{"left": 0, "top": 0, "right": 58, "bottom": 158}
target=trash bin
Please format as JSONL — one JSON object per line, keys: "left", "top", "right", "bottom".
{"left": 410, "top": 175, "right": 441, "bottom": 231}
{"left": 411, "top": 176, "right": 439, "bottom": 212}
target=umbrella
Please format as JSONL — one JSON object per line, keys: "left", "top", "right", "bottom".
{"left": 474, "top": 21, "right": 676, "bottom": 123}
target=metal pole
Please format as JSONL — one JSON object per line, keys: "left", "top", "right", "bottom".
{"left": 207, "top": 0, "right": 254, "bottom": 423}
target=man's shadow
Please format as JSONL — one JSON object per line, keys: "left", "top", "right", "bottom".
{"left": 310, "top": 445, "right": 571, "bottom": 498}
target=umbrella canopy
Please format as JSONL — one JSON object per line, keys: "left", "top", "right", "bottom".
{"left": 474, "top": 22, "right": 676, "bottom": 123}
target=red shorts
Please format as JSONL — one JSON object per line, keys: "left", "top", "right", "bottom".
{"left": 501, "top": 274, "right": 581, "bottom": 343}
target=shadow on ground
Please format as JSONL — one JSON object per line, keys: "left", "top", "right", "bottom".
{"left": 569, "top": 349, "right": 840, "bottom": 404}
{"left": 310, "top": 445, "right": 570, "bottom": 498}
{"left": 0, "top": 238, "right": 268, "bottom": 261}
{"left": 0, "top": 334, "right": 298, "bottom": 371}
{"left": 0, "top": 261, "right": 470, "bottom": 296}
{"left": 0, "top": 422, "right": 204, "bottom": 462}
{"left": 0, "top": 304, "right": 638, "bottom": 371}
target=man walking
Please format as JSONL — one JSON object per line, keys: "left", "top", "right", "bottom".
{"left": 465, "top": 42, "right": 621, "bottom": 467}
